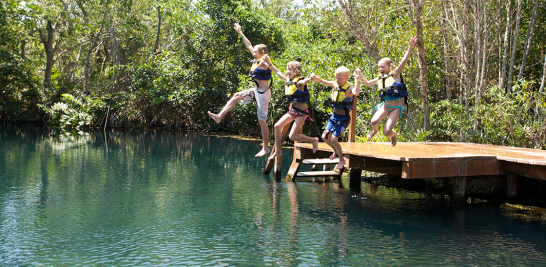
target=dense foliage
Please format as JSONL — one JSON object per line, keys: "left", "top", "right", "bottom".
{"left": 1, "top": 0, "right": 545, "bottom": 149}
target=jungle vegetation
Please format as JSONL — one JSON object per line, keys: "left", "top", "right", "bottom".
{"left": 1, "top": 0, "right": 545, "bottom": 149}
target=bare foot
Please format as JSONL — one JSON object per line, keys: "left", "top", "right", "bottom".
{"left": 335, "top": 159, "right": 345, "bottom": 170}
{"left": 311, "top": 137, "right": 319, "bottom": 153}
{"left": 207, "top": 111, "right": 222, "bottom": 124}
{"left": 267, "top": 149, "right": 281, "bottom": 160}
{"left": 391, "top": 133, "right": 398, "bottom": 147}
{"left": 329, "top": 151, "right": 337, "bottom": 160}
{"left": 366, "top": 130, "right": 377, "bottom": 142}
{"left": 255, "top": 147, "right": 270, "bottom": 157}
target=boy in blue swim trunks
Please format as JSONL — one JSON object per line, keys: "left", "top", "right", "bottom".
{"left": 359, "top": 37, "right": 416, "bottom": 147}
{"left": 310, "top": 67, "right": 361, "bottom": 170}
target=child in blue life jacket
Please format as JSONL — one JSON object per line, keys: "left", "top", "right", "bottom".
{"left": 207, "top": 23, "right": 272, "bottom": 157}
{"left": 359, "top": 37, "right": 417, "bottom": 147}
{"left": 310, "top": 67, "right": 361, "bottom": 170}
{"left": 262, "top": 57, "right": 319, "bottom": 160}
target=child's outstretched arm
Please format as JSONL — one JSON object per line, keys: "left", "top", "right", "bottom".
{"left": 296, "top": 76, "right": 314, "bottom": 91}
{"left": 234, "top": 23, "right": 254, "bottom": 55}
{"left": 310, "top": 73, "right": 337, "bottom": 88}
{"left": 360, "top": 75, "right": 378, "bottom": 87}
{"left": 352, "top": 69, "right": 361, "bottom": 96}
{"left": 263, "top": 55, "right": 286, "bottom": 80}
{"left": 394, "top": 37, "right": 417, "bottom": 77}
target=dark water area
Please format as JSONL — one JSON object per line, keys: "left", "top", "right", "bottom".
{"left": 1, "top": 126, "right": 546, "bottom": 266}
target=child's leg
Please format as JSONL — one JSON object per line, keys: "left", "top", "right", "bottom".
{"left": 256, "top": 119, "right": 270, "bottom": 157}
{"left": 268, "top": 113, "right": 296, "bottom": 160}
{"left": 207, "top": 92, "right": 246, "bottom": 123}
{"left": 321, "top": 131, "right": 336, "bottom": 160}
{"left": 367, "top": 105, "right": 390, "bottom": 141}
{"left": 383, "top": 109, "right": 401, "bottom": 147}
{"left": 288, "top": 116, "right": 319, "bottom": 153}
{"left": 329, "top": 135, "right": 345, "bottom": 169}
{"left": 255, "top": 89, "right": 272, "bottom": 157}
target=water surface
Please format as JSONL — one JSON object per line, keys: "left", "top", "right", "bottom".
{"left": 1, "top": 127, "right": 545, "bottom": 266}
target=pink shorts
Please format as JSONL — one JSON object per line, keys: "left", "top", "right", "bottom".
{"left": 288, "top": 108, "right": 309, "bottom": 117}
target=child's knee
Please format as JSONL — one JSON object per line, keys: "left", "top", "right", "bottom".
{"left": 330, "top": 135, "right": 339, "bottom": 143}
{"left": 288, "top": 132, "right": 297, "bottom": 140}
{"left": 321, "top": 132, "right": 329, "bottom": 141}
{"left": 371, "top": 119, "right": 380, "bottom": 127}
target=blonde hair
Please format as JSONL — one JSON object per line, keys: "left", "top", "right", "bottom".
{"left": 286, "top": 61, "right": 303, "bottom": 78}
{"left": 254, "top": 44, "right": 267, "bottom": 55}
{"left": 335, "top": 66, "right": 350, "bottom": 77}
{"left": 378, "top": 57, "right": 395, "bottom": 71}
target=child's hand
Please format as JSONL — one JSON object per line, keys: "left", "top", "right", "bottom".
{"left": 309, "top": 73, "right": 317, "bottom": 81}
{"left": 409, "top": 37, "right": 417, "bottom": 47}
{"left": 354, "top": 69, "right": 362, "bottom": 79}
{"left": 234, "top": 23, "right": 242, "bottom": 34}
{"left": 262, "top": 54, "right": 270, "bottom": 63}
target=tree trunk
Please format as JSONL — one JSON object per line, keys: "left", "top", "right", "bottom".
{"left": 39, "top": 20, "right": 56, "bottom": 89}
{"left": 337, "top": 0, "right": 381, "bottom": 62}
{"left": 535, "top": 56, "right": 545, "bottom": 121}
{"left": 21, "top": 40, "right": 26, "bottom": 58}
{"left": 83, "top": 33, "right": 97, "bottom": 93}
{"left": 473, "top": 0, "right": 482, "bottom": 109}
{"left": 153, "top": 6, "right": 162, "bottom": 54}
{"left": 441, "top": 0, "right": 451, "bottom": 101}
{"left": 412, "top": 0, "right": 430, "bottom": 131}
{"left": 507, "top": 0, "right": 522, "bottom": 95}
{"left": 499, "top": 0, "right": 512, "bottom": 91}
{"left": 71, "top": 45, "right": 82, "bottom": 83}
{"left": 517, "top": 0, "right": 539, "bottom": 81}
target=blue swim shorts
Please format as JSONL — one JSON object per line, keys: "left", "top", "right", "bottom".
{"left": 324, "top": 113, "right": 350, "bottom": 137}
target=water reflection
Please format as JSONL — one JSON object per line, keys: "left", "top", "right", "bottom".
{"left": 0, "top": 127, "right": 545, "bottom": 266}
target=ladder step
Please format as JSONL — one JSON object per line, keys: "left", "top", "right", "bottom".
{"left": 301, "top": 158, "right": 339, "bottom": 165}
{"left": 296, "top": 170, "right": 342, "bottom": 177}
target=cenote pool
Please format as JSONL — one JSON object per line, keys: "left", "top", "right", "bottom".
{"left": 1, "top": 127, "right": 545, "bottom": 266}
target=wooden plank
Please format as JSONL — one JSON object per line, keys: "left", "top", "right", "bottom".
{"left": 296, "top": 170, "right": 342, "bottom": 177}
{"left": 302, "top": 158, "right": 339, "bottom": 165}
{"left": 348, "top": 154, "right": 403, "bottom": 176}
{"left": 504, "top": 162, "right": 546, "bottom": 180}
{"left": 296, "top": 142, "right": 546, "bottom": 166}
{"left": 348, "top": 100, "right": 357, "bottom": 142}
{"left": 286, "top": 147, "right": 302, "bottom": 181}
{"left": 402, "top": 157, "right": 502, "bottom": 179}
{"left": 263, "top": 124, "right": 291, "bottom": 175}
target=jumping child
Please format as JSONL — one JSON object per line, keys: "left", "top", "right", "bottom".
{"left": 207, "top": 23, "right": 272, "bottom": 157}
{"left": 359, "top": 38, "right": 417, "bottom": 147}
{"left": 310, "top": 67, "right": 361, "bottom": 170}
{"left": 263, "top": 57, "right": 319, "bottom": 160}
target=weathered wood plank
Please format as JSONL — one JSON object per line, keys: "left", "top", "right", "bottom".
{"left": 504, "top": 162, "right": 546, "bottom": 180}
{"left": 302, "top": 158, "right": 340, "bottom": 165}
{"left": 296, "top": 170, "right": 342, "bottom": 177}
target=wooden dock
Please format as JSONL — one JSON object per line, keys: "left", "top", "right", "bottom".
{"left": 262, "top": 101, "right": 545, "bottom": 200}
{"left": 286, "top": 141, "right": 546, "bottom": 199}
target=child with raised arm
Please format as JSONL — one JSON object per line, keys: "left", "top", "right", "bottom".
{"left": 311, "top": 67, "right": 361, "bottom": 170}
{"left": 263, "top": 57, "right": 319, "bottom": 160}
{"left": 207, "top": 23, "right": 272, "bottom": 157}
{"left": 360, "top": 38, "right": 417, "bottom": 147}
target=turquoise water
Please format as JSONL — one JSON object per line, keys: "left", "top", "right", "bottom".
{"left": 1, "top": 127, "right": 546, "bottom": 266}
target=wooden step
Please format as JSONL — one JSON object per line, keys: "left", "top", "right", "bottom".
{"left": 301, "top": 158, "right": 339, "bottom": 165}
{"left": 296, "top": 170, "right": 343, "bottom": 177}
